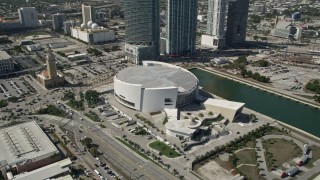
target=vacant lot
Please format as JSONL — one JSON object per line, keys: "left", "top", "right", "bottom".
{"left": 235, "top": 149, "right": 257, "bottom": 166}
{"left": 196, "top": 160, "right": 234, "bottom": 180}
{"left": 263, "top": 138, "right": 302, "bottom": 170}
{"left": 149, "top": 141, "right": 180, "bottom": 158}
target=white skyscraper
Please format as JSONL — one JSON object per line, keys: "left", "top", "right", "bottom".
{"left": 18, "top": 7, "right": 38, "bottom": 27}
{"left": 201, "top": 0, "right": 227, "bottom": 49}
{"left": 206, "top": 0, "right": 227, "bottom": 38}
{"left": 82, "top": 4, "right": 94, "bottom": 25}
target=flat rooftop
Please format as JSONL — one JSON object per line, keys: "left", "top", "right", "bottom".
{"left": 12, "top": 158, "right": 71, "bottom": 180}
{"left": 0, "top": 51, "right": 11, "bottom": 60}
{"left": 116, "top": 65, "right": 198, "bottom": 93}
{"left": 0, "top": 121, "right": 59, "bottom": 166}
{"left": 204, "top": 98, "right": 245, "bottom": 111}
{"left": 164, "top": 108, "right": 200, "bottom": 135}
{"left": 165, "top": 119, "right": 201, "bottom": 135}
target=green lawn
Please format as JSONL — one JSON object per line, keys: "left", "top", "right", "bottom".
{"left": 235, "top": 149, "right": 257, "bottom": 166}
{"left": 245, "top": 141, "right": 256, "bottom": 148}
{"left": 66, "top": 100, "right": 85, "bottom": 111}
{"left": 115, "top": 137, "right": 152, "bottom": 161}
{"left": 263, "top": 138, "right": 302, "bottom": 171}
{"left": 149, "top": 141, "right": 180, "bottom": 158}
{"left": 84, "top": 112, "right": 99, "bottom": 122}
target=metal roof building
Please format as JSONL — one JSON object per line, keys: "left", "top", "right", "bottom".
{"left": 0, "top": 121, "right": 59, "bottom": 172}
{"left": 12, "top": 158, "right": 72, "bottom": 180}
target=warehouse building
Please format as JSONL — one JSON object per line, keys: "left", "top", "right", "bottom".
{"left": 0, "top": 121, "right": 60, "bottom": 177}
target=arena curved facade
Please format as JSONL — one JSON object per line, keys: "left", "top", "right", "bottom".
{"left": 114, "top": 61, "right": 199, "bottom": 112}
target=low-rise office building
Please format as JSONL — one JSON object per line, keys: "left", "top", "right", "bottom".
{"left": 71, "top": 21, "right": 115, "bottom": 44}
{"left": 26, "top": 44, "right": 42, "bottom": 51}
{"left": 64, "top": 20, "right": 80, "bottom": 35}
{"left": 0, "top": 51, "right": 15, "bottom": 75}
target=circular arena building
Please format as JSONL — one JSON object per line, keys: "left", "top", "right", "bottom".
{"left": 114, "top": 61, "right": 199, "bottom": 112}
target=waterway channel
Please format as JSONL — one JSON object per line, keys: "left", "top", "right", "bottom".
{"left": 190, "top": 68, "right": 320, "bottom": 138}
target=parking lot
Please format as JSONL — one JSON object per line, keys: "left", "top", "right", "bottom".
{"left": 248, "top": 63, "right": 320, "bottom": 93}
{"left": 15, "top": 55, "right": 41, "bottom": 70}
{"left": 0, "top": 76, "right": 36, "bottom": 99}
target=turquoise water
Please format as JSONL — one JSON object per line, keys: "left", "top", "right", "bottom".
{"left": 190, "top": 68, "right": 320, "bottom": 138}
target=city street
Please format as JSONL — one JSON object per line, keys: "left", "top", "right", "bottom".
{"left": 34, "top": 113, "right": 176, "bottom": 180}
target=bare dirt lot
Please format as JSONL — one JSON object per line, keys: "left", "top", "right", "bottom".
{"left": 195, "top": 160, "right": 233, "bottom": 180}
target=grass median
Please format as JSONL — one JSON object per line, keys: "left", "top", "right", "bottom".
{"left": 149, "top": 141, "right": 180, "bottom": 158}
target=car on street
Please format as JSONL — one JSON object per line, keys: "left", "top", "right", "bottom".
{"left": 15, "top": 108, "right": 23, "bottom": 112}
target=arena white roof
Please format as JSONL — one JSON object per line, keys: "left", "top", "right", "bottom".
{"left": 203, "top": 99, "right": 245, "bottom": 111}
{"left": 0, "top": 121, "right": 59, "bottom": 166}
{"left": 116, "top": 65, "right": 198, "bottom": 93}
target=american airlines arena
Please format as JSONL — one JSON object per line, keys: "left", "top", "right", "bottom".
{"left": 114, "top": 61, "right": 199, "bottom": 112}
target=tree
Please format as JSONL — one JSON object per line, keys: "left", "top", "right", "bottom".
{"left": 8, "top": 96, "right": 19, "bottom": 102}
{"left": 63, "top": 91, "right": 75, "bottom": 100}
{"left": 111, "top": 45, "right": 120, "bottom": 51}
{"left": 241, "top": 69, "right": 248, "bottom": 77}
{"left": 90, "top": 147, "right": 98, "bottom": 156}
{"left": 306, "top": 80, "right": 320, "bottom": 94}
{"left": 81, "top": 137, "right": 92, "bottom": 148}
{"left": 314, "top": 95, "right": 320, "bottom": 103}
{"left": 250, "top": 14, "right": 261, "bottom": 24}
{"left": 37, "top": 105, "right": 66, "bottom": 117}
{"left": 249, "top": 114, "right": 257, "bottom": 122}
{"left": 258, "top": 60, "right": 269, "bottom": 67}
{"left": 253, "top": 35, "right": 259, "bottom": 41}
{"left": 237, "top": 56, "right": 248, "bottom": 64}
{"left": 260, "top": 36, "right": 268, "bottom": 42}
{"left": 252, "top": 72, "right": 261, "bottom": 80}
{"left": 85, "top": 90, "right": 100, "bottom": 105}
{"left": 0, "top": 100, "right": 8, "bottom": 108}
